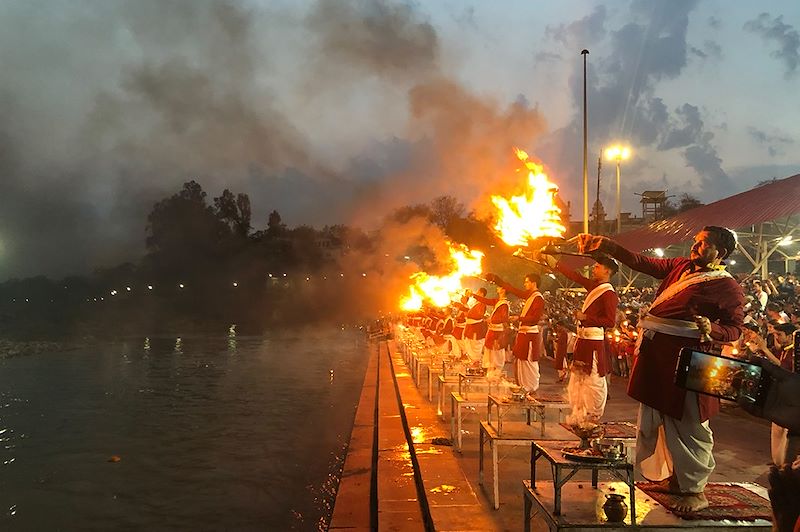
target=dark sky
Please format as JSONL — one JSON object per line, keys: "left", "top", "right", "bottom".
{"left": 1, "top": 0, "right": 798, "bottom": 279}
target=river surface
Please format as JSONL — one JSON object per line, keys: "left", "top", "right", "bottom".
{"left": 0, "top": 326, "right": 369, "bottom": 531}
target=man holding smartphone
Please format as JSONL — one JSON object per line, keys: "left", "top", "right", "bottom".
{"left": 577, "top": 226, "right": 744, "bottom": 512}
{"left": 768, "top": 323, "right": 800, "bottom": 466}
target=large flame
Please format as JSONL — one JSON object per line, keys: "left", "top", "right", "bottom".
{"left": 491, "top": 149, "right": 565, "bottom": 246}
{"left": 400, "top": 242, "right": 483, "bottom": 311}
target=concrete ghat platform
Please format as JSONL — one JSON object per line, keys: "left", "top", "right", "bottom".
{"left": 331, "top": 338, "right": 774, "bottom": 531}
{"left": 330, "top": 339, "right": 495, "bottom": 531}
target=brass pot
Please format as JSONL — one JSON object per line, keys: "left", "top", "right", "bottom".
{"left": 603, "top": 493, "right": 628, "bottom": 522}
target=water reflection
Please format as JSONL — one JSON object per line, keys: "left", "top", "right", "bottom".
{"left": 0, "top": 328, "right": 368, "bottom": 530}
{"left": 227, "top": 325, "right": 237, "bottom": 354}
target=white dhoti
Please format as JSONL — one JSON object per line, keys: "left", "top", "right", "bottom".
{"left": 464, "top": 337, "right": 485, "bottom": 363}
{"left": 516, "top": 356, "right": 540, "bottom": 393}
{"left": 567, "top": 355, "right": 607, "bottom": 419}
{"left": 489, "top": 348, "right": 505, "bottom": 372}
{"left": 636, "top": 392, "right": 715, "bottom": 493}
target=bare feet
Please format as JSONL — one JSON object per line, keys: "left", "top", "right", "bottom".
{"left": 648, "top": 476, "right": 681, "bottom": 494}
{"left": 672, "top": 492, "right": 709, "bottom": 513}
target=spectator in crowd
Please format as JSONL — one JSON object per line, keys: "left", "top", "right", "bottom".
{"left": 739, "top": 360, "right": 800, "bottom": 532}
{"left": 753, "top": 280, "right": 769, "bottom": 312}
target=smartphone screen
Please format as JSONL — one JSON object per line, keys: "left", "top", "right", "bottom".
{"left": 675, "top": 348, "right": 764, "bottom": 402}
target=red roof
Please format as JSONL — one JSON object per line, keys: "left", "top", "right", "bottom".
{"left": 614, "top": 173, "right": 800, "bottom": 252}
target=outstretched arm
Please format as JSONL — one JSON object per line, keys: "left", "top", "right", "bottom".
{"left": 554, "top": 261, "right": 595, "bottom": 291}
{"left": 471, "top": 293, "right": 498, "bottom": 307}
{"left": 485, "top": 273, "right": 530, "bottom": 299}
{"left": 577, "top": 233, "right": 681, "bottom": 279}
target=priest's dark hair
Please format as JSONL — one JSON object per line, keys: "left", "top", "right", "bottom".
{"left": 701, "top": 226, "right": 737, "bottom": 260}
{"left": 525, "top": 273, "right": 541, "bottom": 285}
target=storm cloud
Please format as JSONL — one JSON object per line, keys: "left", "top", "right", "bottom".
{"left": 533, "top": 0, "right": 742, "bottom": 205}
{"left": 745, "top": 13, "right": 800, "bottom": 78}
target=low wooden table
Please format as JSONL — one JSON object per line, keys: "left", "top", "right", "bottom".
{"left": 437, "top": 374, "right": 460, "bottom": 417}
{"left": 487, "top": 394, "right": 571, "bottom": 437}
{"left": 523, "top": 480, "right": 772, "bottom": 532}
{"left": 478, "top": 421, "right": 573, "bottom": 509}
{"left": 530, "top": 440, "right": 635, "bottom": 521}
{"left": 450, "top": 391, "right": 488, "bottom": 452}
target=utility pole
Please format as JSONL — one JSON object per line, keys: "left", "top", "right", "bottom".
{"left": 595, "top": 151, "right": 602, "bottom": 234}
{"left": 581, "top": 49, "right": 590, "bottom": 233}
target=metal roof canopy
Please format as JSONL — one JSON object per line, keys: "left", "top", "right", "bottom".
{"left": 613, "top": 173, "right": 800, "bottom": 278}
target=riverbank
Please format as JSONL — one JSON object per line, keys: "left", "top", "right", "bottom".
{"left": 333, "top": 335, "right": 775, "bottom": 530}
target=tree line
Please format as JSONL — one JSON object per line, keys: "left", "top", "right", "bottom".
{"left": 0, "top": 180, "right": 705, "bottom": 338}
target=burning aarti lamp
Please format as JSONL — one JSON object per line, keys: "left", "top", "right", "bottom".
{"left": 512, "top": 236, "right": 598, "bottom": 268}
{"left": 570, "top": 421, "right": 605, "bottom": 449}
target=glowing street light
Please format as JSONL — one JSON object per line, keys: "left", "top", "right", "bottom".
{"left": 653, "top": 248, "right": 665, "bottom": 257}
{"left": 605, "top": 145, "right": 632, "bottom": 234}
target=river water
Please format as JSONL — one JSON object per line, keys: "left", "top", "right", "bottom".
{"left": 0, "top": 326, "right": 369, "bottom": 531}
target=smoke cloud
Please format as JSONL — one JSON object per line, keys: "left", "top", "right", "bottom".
{"left": 0, "top": 0, "right": 551, "bottom": 279}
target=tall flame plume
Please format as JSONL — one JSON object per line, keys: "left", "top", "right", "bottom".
{"left": 400, "top": 242, "right": 483, "bottom": 311}
{"left": 491, "top": 149, "right": 565, "bottom": 247}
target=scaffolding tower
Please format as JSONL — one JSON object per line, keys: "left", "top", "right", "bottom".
{"left": 637, "top": 191, "right": 669, "bottom": 222}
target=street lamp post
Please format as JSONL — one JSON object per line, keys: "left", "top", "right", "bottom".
{"left": 581, "top": 49, "right": 590, "bottom": 233}
{"left": 605, "top": 145, "right": 631, "bottom": 235}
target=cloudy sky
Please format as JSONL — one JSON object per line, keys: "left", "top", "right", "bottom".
{"left": 1, "top": 0, "right": 798, "bottom": 278}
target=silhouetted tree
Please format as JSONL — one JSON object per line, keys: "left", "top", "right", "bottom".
{"left": 267, "top": 210, "right": 286, "bottom": 238}
{"left": 145, "top": 180, "right": 231, "bottom": 280}
{"left": 662, "top": 193, "right": 704, "bottom": 217}
{"left": 389, "top": 203, "right": 431, "bottom": 224}
{"left": 214, "top": 189, "right": 252, "bottom": 237}
{"left": 429, "top": 195, "right": 465, "bottom": 231}
{"left": 677, "top": 193, "right": 704, "bottom": 212}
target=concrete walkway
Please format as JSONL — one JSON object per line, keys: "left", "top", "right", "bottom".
{"left": 332, "top": 338, "right": 775, "bottom": 531}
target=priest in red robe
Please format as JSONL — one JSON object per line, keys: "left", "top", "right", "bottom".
{"left": 578, "top": 226, "right": 744, "bottom": 513}
{"left": 470, "top": 287, "right": 510, "bottom": 376}
{"left": 486, "top": 272, "right": 545, "bottom": 393}
{"left": 545, "top": 255, "right": 619, "bottom": 420}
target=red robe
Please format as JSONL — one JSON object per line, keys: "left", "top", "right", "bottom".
{"left": 432, "top": 318, "right": 447, "bottom": 346}
{"left": 453, "top": 308, "right": 466, "bottom": 340}
{"left": 450, "top": 298, "right": 468, "bottom": 340}
{"left": 496, "top": 280, "right": 545, "bottom": 361}
{"left": 604, "top": 244, "right": 744, "bottom": 421}
{"left": 473, "top": 294, "right": 509, "bottom": 349}
{"left": 442, "top": 317, "right": 454, "bottom": 336}
{"left": 556, "top": 262, "right": 618, "bottom": 376}
{"left": 461, "top": 298, "right": 487, "bottom": 340}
